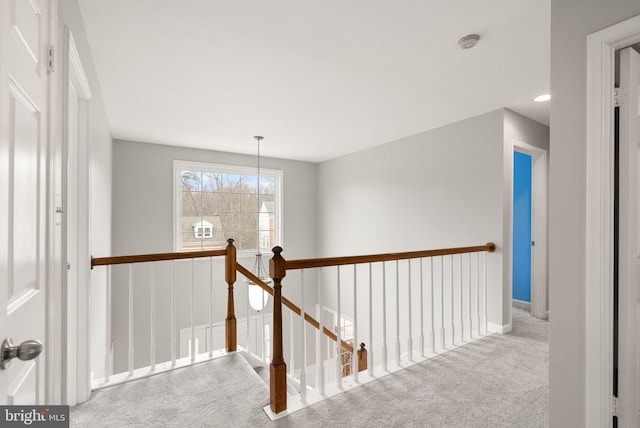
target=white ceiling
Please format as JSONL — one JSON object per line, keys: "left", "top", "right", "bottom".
{"left": 78, "top": 0, "right": 550, "bottom": 163}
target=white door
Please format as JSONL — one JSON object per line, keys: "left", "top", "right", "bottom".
{"left": 0, "top": 0, "right": 51, "bottom": 405}
{"left": 618, "top": 46, "right": 640, "bottom": 427}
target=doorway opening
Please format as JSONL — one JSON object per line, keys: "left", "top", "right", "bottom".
{"left": 510, "top": 141, "right": 548, "bottom": 320}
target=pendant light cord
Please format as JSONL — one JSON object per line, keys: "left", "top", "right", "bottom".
{"left": 254, "top": 136, "right": 263, "bottom": 256}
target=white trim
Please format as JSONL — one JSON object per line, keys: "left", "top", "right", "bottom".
{"left": 487, "top": 321, "right": 512, "bottom": 334}
{"left": 45, "top": 0, "right": 60, "bottom": 405}
{"left": 62, "top": 28, "right": 92, "bottom": 406}
{"left": 67, "top": 33, "right": 91, "bottom": 100}
{"left": 586, "top": 14, "right": 640, "bottom": 428}
{"left": 512, "top": 299, "right": 531, "bottom": 311}
{"left": 173, "top": 159, "right": 283, "bottom": 254}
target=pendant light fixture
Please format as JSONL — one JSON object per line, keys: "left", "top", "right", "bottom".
{"left": 247, "top": 136, "right": 271, "bottom": 311}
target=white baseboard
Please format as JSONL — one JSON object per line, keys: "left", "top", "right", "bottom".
{"left": 512, "top": 299, "right": 531, "bottom": 310}
{"left": 487, "top": 322, "right": 512, "bottom": 334}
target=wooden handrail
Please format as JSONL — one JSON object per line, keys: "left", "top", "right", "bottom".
{"left": 236, "top": 263, "right": 354, "bottom": 353}
{"left": 91, "top": 248, "right": 228, "bottom": 268}
{"left": 285, "top": 242, "right": 496, "bottom": 271}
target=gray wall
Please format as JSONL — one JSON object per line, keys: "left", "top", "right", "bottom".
{"left": 111, "top": 140, "right": 317, "bottom": 371}
{"left": 112, "top": 140, "right": 317, "bottom": 258}
{"left": 317, "top": 109, "right": 549, "bottom": 332}
{"left": 549, "top": 1, "right": 640, "bottom": 426}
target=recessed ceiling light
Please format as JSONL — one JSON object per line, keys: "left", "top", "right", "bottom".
{"left": 533, "top": 94, "right": 551, "bottom": 102}
{"left": 458, "top": 34, "right": 480, "bottom": 50}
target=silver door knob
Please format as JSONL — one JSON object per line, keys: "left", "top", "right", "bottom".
{"left": 0, "top": 338, "right": 43, "bottom": 369}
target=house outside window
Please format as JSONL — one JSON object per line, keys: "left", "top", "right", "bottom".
{"left": 174, "top": 160, "right": 282, "bottom": 252}
{"left": 193, "top": 220, "right": 213, "bottom": 238}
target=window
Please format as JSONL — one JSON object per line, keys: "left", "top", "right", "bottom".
{"left": 174, "top": 160, "right": 282, "bottom": 252}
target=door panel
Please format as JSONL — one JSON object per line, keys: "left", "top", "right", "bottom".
{"left": 0, "top": 0, "right": 49, "bottom": 405}
{"left": 513, "top": 151, "right": 532, "bottom": 304}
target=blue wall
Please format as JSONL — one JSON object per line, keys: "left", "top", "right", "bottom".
{"left": 513, "top": 152, "right": 532, "bottom": 302}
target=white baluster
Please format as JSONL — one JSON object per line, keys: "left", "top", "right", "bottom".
{"left": 150, "top": 263, "right": 156, "bottom": 371}
{"left": 105, "top": 266, "right": 111, "bottom": 382}
{"left": 190, "top": 258, "right": 195, "bottom": 363}
{"left": 352, "top": 265, "right": 358, "bottom": 383}
{"left": 300, "top": 270, "right": 307, "bottom": 402}
{"left": 419, "top": 258, "right": 425, "bottom": 357}
{"left": 368, "top": 263, "right": 373, "bottom": 377}
{"left": 483, "top": 252, "right": 488, "bottom": 334}
{"left": 382, "top": 262, "right": 388, "bottom": 371}
{"left": 467, "top": 253, "right": 472, "bottom": 341}
{"left": 317, "top": 268, "right": 325, "bottom": 395}
{"left": 336, "top": 266, "right": 342, "bottom": 389}
{"left": 128, "top": 265, "right": 134, "bottom": 376}
{"left": 450, "top": 255, "right": 455, "bottom": 346}
{"left": 439, "top": 256, "right": 445, "bottom": 350}
{"left": 245, "top": 281, "right": 250, "bottom": 356}
{"left": 171, "top": 261, "right": 176, "bottom": 366}
{"left": 261, "top": 303, "right": 266, "bottom": 363}
{"left": 475, "top": 252, "right": 480, "bottom": 337}
{"left": 290, "top": 310, "right": 295, "bottom": 377}
{"left": 459, "top": 255, "right": 463, "bottom": 343}
{"left": 210, "top": 257, "right": 215, "bottom": 358}
{"left": 395, "top": 260, "right": 400, "bottom": 367}
{"left": 429, "top": 258, "right": 435, "bottom": 353}
{"left": 407, "top": 259, "right": 413, "bottom": 362}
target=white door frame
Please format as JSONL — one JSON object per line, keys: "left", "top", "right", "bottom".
{"left": 46, "top": 0, "right": 60, "bottom": 405}
{"left": 586, "top": 13, "right": 640, "bottom": 428}
{"left": 508, "top": 140, "right": 548, "bottom": 320}
{"left": 62, "top": 28, "right": 92, "bottom": 405}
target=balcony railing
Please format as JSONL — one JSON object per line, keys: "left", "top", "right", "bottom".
{"left": 91, "top": 239, "right": 496, "bottom": 416}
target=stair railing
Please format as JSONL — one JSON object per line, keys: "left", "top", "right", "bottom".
{"left": 91, "top": 244, "right": 233, "bottom": 388}
{"left": 90, "top": 237, "right": 356, "bottom": 398}
{"left": 260, "top": 242, "right": 496, "bottom": 415}
{"left": 92, "top": 239, "right": 496, "bottom": 417}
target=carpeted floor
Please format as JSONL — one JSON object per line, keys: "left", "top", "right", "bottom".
{"left": 71, "top": 307, "right": 548, "bottom": 427}
{"left": 70, "top": 353, "right": 270, "bottom": 427}
{"left": 272, "top": 307, "right": 548, "bottom": 428}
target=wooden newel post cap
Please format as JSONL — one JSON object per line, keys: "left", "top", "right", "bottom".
{"left": 486, "top": 242, "right": 496, "bottom": 252}
{"left": 359, "top": 343, "right": 366, "bottom": 351}
{"left": 227, "top": 238, "right": 235, "bottom": 246}
{"left": 269, "top": 246, "right": 286, "bottom": 280}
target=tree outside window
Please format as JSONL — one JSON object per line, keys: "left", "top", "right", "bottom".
{"left": 174, "top": 161, "right": 282, "bottom": 252}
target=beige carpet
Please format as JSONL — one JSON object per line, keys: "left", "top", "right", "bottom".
{"left": 71, "top": 307, "right": 547, "bottom": 427}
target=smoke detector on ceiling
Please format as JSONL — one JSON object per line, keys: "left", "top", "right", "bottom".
{"left": 458, "top": 34, "right": 480, "bottom": 50}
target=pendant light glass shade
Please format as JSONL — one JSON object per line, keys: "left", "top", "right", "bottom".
{"left": 247, "top": 252, "right": 271, "bottom": 311}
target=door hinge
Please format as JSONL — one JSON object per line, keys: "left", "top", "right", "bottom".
{"left": 613, "top": 396, "right": 625, "bottom": 418}
{"left": 47, "top": 46, "right": 55, "bottom": 73}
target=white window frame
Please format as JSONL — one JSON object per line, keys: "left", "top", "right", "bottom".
{"left": 173, "top": 160, "right": 283, "bottom": 253}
